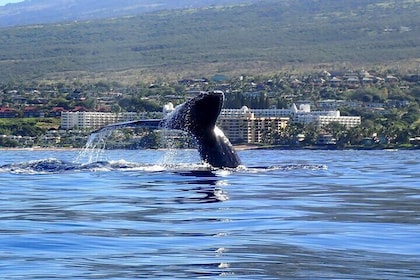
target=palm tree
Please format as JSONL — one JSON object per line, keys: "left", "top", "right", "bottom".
{"left": 302, "top": 123, "right": 320, "bottom": 145}
{"left": 324, "top": 122, "right": 348, "bottom": 144}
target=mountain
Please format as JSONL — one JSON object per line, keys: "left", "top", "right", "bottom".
{"left": 0, "top": 0, "right": 418, "bottom": 83}
{"left": 0, "top": 0, "right": 252, "bottom": 27}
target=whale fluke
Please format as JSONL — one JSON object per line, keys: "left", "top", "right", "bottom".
{"left": 93, "top": 119, "right": 161, "bottom": 132}
{"left": 93, "top": 91, "right": 241, "bottom": 168}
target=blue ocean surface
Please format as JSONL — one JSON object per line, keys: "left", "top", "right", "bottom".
{"left": 0, "top": 148, "right": 418, "bottom": 279}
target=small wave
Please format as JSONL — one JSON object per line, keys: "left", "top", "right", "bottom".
{"left": 0, "top": 158, "right": 132, "bottom": 174}
{"left": 242, "top": 164, "right": 328, "bottom": 173}
{"left": 0, "top": 158, "right": 327, "bottom": 175}
{"left": 0, "top": 158, "right": 211, "bottom": 175}
{"left": 0, "top": 158, "right": 78, "bottom": 174}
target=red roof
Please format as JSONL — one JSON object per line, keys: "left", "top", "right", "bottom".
{"left": 51, "top": 107, "right": 66, "bottom": 112}
{"left": 0, "top": 107, "right": 16, "bottom": 113}
{"left": 98, "top": 106, "right": 111, "bottom": 112}
{"left": 71, "top": 106, "right": 89, "bottom": 112}
{"left": 24, "top": 106, "right": 39, "bottom": 112}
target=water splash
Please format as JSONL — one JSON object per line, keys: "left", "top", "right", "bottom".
{"left": 73, "top": 107, "right": 200, "bottom": 167}
{"left": 75, "top": 128, "right": 113, "bottom": 164}
{"left": 158, "top": 105, "right": 199, "bottom": 166}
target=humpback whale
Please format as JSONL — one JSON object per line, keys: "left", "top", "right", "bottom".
{"left": 94, "top": 91, "right": 241, "bottom": 168}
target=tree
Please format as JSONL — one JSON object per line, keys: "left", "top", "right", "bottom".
{"left": 0, "top": 137, "right": 18, "bottom": 147}
{"left": 111, "top": 104, "right": 122, "bottom": 113}
{"left": 302, "top": 123, "right": 320, "bottom": 145}
{"left": 324, "top": 122, "right": 348, "bottom": 145}
{"left": 49, "top": 96, "right": 71, "bottom": 109}
{"left": 118, "top": 97, "right": 161, "bottom": 112}
{"left": 401, "top": 104, "right": 420, "bottom": 124}
{"left": 343, "top": 126, "right": 364, "bottom": 145}
{"left": 351, "top": 87, "right": 388, "bottom": 102}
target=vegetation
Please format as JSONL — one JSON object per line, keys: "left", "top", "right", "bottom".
{"left": 0, "top": 0, "right": 250, "bottom": 27}
{"left": 0, "top": 118, "right": 60, "bottom": 137}
{"left": 0, "top": 0, "right": 418, "bottom": 84}
{"left": 0, "top": 67, "right": 419, "bottom": 149}
{"left": 0, "top": 0, "right": 418, "bottom": 148}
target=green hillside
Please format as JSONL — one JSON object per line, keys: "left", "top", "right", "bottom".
{"left": 0, "top": 0, "right": 418, "bottom": 84}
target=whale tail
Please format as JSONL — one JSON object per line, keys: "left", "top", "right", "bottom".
{"left": 162, "top": 91, "right": 241, "bottom": 168}
{"left": 93, "top": 91, "right": 241, "bottom": 168}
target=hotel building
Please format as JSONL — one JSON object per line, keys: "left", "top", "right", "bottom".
{"left": 60, "top": 102, "right": 360, "bottom": 144}
{"left": 222, "top": 103, "right": 361, "bottom": 128}
{"left": 219, "top": 106, "right": 289, "bottom": 143}
{"left": 60, "top": 112, "right": 141, "bottom": 130}
{"left": 218, "top": 104, "right": 361, "bottom": 143}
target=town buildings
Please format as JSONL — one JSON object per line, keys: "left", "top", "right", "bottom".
{"left": 60, "top": 101, "right": 361, "bottom": 144}
{"left": 1, "top": 68, "right": 415, "bottom": 148}
{"left": 61, "top": 111, "right": 141, "bottom": 130}
{"left": 218, "top": 103, "right": 360, "bottom": 143}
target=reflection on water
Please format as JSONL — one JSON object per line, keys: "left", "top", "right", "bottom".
{"left": 0, "top": 149, "right": 419, "bottom": 279}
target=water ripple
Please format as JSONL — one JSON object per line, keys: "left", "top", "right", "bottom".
{"left": 0, "top": 149, "right": 418, "bottom": 279}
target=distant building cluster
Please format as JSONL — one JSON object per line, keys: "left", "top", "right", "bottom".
{"left": 1, "top": 67, "right": 416, "bottom": 147}
{"left": 289, "top": 70, "right": 401, "bottom": 90}
{"left": 219, "top": 103, "right": 360, "bottom": 143}
{"left": 60, "top": 99, "right": 361, "bottom": 144}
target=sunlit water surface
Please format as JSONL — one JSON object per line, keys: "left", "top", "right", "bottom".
{"left": 0, "top": 149, "right": 418, "bottom": 279}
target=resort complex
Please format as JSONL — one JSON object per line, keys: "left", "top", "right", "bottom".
{"left": 59, "top": 100, "right": 361, "bottom": 144}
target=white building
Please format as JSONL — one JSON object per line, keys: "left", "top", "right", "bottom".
{"left": 61, "top": 100, "right": 360, "bottom": 137}
{"left": 221, "top": 103, "right": 361, "bottom": 128}
{"left": 291, "top": 104, "right": 360, "bottom": 127}
{"left": 61, "top": 112, "right": 141, "bottom": 130}
{"left": 317, "top": 115, "right": 361, "bottom": 128}
{"left": 222, "top": 107, "right": 291, "bottom": 118}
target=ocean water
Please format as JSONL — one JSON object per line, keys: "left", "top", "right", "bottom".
{"left": 0, "top": 148, "right": 418, "bottom": 279}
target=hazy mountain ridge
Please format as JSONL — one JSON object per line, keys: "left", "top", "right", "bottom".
{"left": 0, "top": 0, "right": 251, "bottom": 27}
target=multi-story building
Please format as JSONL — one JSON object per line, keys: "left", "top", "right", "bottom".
{"left": 218, "top": 106, "right": 289, "bottom": 143}
{"left": 61, "top": 112, "right": 141, "bottom": 130}
{"left": 61, "top": 101, "right": 360, "bottom": 144}
{"left": 290, "top": 104, "right": 361, "bottom": 127}
{"left": 218, "top": 103, "right": 361, "bottom": 143}
{"left": 221, "top": 107, "right": 291, "bottom": 118}
{"left": 315, "top": 115, "right": 361, "bottom": 128}
{"left": 221, "top": 103, "right": 361, "bottom": 130}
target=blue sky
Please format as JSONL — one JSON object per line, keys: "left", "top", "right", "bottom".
{"left": 0, "top": 0, "right": 23, "bottom": 6}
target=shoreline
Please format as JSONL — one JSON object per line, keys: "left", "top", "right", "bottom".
{"left": 0, "top": 144, "right": 418, "bottom": 152}
{"left": 0, "top": 147, "right": 81, "bottom": 151}
{"left": 234, "top": 144, "right": 420, "bottom": 151}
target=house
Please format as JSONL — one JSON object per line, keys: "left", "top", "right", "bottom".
{"left": 23, "top": 106, "right": 43, "bottom": 118}
{"left": 0, "top": 107, "right": 19, "bottom": 118}
{"left": 385, "top": 75, "right": 399, "bottom": 84}
{"left": 316, "top": 134, "right": 337, "bottom": 145}
{"left": 312, "top": 78, "right": 326, "bottom": 86}
{"left": 362, "top": 76, "right": 375, "bottom": 85}
{"left": 50, "top": 107, "right": 66, "bottom": 117}
{"left": 71, "top": 106, "right": 89, "bottom": 112}
{"left": 98, "top": 106, "right": 112, "bottom": 112}
{"left": 290, "top": 78, "right": 304, "bottom": 88}
{"left": 345, "top": 76, "right": 360, "bottom": 89}
{"left": 330, "top": 77, "right": 343, "bottom": 87}
{"left": 12, "top": 95, "right": 27, "bottom": 104}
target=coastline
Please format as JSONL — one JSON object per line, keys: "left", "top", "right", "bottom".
{"left": 234, "top": 144, "right": 420, "bottom": 151}
{"left": 0, "top": 144, "right": 418, "bottom": 152}
{"left": 0, "top": 147, "right": 81, "bottom": 151}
